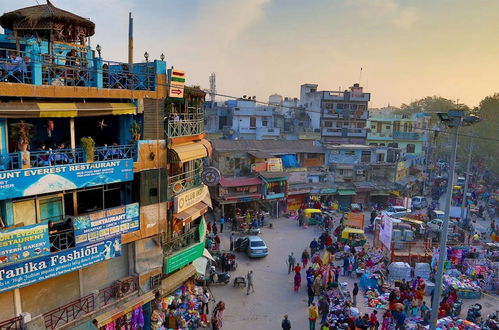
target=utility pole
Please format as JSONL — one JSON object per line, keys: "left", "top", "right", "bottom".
{"left": 460, "top": 136, "right": 473, "bottom": 222}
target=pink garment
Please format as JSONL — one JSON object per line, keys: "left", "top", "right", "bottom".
{"left": 105, "top": 322, "right": 116, "bottom": 330}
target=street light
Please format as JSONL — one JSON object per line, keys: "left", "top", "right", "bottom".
{"left": 429, "top": 111, "right": 480, "bottom": 330}
{"left": 96, "top": 44, "right": 102, "bottom": 58}
{"left": 144, "top": 51, "right": 149, "bottom": 62}
{"left": 160, "top": 53, "right": 165, "bottom": 61}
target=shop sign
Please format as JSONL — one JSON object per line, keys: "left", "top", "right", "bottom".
{"left": 164, "top": 242, "right": 204, "bottom": 274}
{"left": 174, "top": 185, "right": 209, "bottom": 213}
{"left": 0, "top": 223, "right": 50, "bottom": 266}
{"left": 0, "top": 236, "right": 121, "bottom": 294}
{"left": 0, "top": 159, "right": 133, "bottom": 200}
{"left": 266, "top": 158, "right": 283, "bottom": 172}
{"left": 73, "top": 203, "right": 140, "bottom": 246}
{"left": 251, "top": 163, "right": 267, "bottom": 172}
{"left": 379, "top": 214, "right": 393, "bottom": 251}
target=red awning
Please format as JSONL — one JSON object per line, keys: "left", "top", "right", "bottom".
{"left": 220, "top": 176, "right": 262, "bottom": 188}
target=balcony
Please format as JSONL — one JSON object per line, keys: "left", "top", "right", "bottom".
{"left": 43, "top": 276, "right": 138, "bottom": 329}
{"left": 0, "top": 315, "right": 23, "bottom": 330}
{"left": 162, "top": 227, "right": 200, "bottom": 257}
{"left": 0, "top": 48, "right": 156, "bottom": 90}
{"left": 393, "top": 131, "right": 422, "bottom": 140}
{"left": 347, "top": 128, "right": 367, "bottom": 137}
{"left": 256, "top": 127, "right": 280, "bottom": 139}
{"left": 168, "top": 167, "right": 203, "bottom": 199}
{"left": 321, "top": 128, "right": 342, "bottom": 136}
{"left": 166, "top": 112, "right": 204, "bottom": 139}
{"left": 367, "top": 132, "right": 393, "bottom": 141}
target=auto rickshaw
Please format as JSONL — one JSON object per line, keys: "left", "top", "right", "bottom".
{"left": 304, "top": 208, "right": 322, "bottom": 225}
{"left": 340, "top": 227, "right": 367, "bottom": 247}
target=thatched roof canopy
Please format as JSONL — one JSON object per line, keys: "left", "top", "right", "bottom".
{"left": 0, "top": 1, "right": 95, "bottom": 37}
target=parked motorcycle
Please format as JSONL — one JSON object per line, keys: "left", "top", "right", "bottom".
{"left": 449, "top": 299, "right": 462, "bottom": 317}
{"left": 466, "top": 303, "right": 482, "bottom": 323}
{"left": 209, "top": 267, "right": 230, "bottom": 285}
{"left": 482, "top": 311, "right": 499, "bottom": 330}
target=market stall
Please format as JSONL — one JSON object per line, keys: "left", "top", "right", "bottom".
{"left": 443, "top": 274, "right": 482, "bottom": 299}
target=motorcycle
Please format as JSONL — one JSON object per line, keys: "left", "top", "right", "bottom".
{"left": 482, "top": 311, "right": 499, "bottom": 330}
{"left": 466, "top": 303, "right": 482, "bottom": 323}
{"left": 449, "top": 299, "right": 462, "bottom": 317}
{"left": 209, "top": 267, "right": 230, "bottom": 285}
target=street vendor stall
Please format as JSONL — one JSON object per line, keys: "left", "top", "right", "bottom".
{"left": 443, "top": 274, "right": 482, "bottom": 299}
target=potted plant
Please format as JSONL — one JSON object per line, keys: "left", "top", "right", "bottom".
{"left": 80, "top": 137, "right": 95, "bottom": 163}
{"left": 9, "top": 121, "right": 33, "bottom": 152}
{"left": 130, "top": 120, "right": 141, "bottom": 143}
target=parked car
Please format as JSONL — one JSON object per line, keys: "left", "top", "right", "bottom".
{"left": 411, "top": 196, "right": 428, "bottom": 209}
{"left": 429, "top": 209, "right": 445, "bottom": 221}
{"left": 234, "top": 236, "right": 268, "bottom": 258}
{"left": 427, "top": 217, "right": 458, "bottom": 232}
{"left": 383, "top": 206, "right": 411, "bottom": 218}
{"left": 456, "top": 176, "right": 466, "bottom": 187}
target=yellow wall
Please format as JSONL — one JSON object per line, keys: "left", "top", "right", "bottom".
{"left": 0, "top": 291, "right": 16, "bottom": 321}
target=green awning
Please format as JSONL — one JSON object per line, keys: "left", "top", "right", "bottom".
{"left": 338, "top": 189, "right": 356, "bottom": 196}
{"left": 370, "top": 191, "right": 390, "bottom": 196}
{"left": 320, "top": 188, "right": 337, "bottom": 194}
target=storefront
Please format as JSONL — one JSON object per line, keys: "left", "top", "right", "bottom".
{"left": 213, "top": 176, "right": 263, "bottom": 218}
{"left": 259, "top": 171, "right": 288, "bottom": 217}
{"left": 337, "top": 188, "right": 357, "bottom": 209}
{"left": 172, "top": 185, "right": 211, "bottom": 234}
{"left": 353, "top": 183, "right": 373, "bottom": 208}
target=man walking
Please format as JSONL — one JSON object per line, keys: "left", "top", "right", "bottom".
{"left": 246, "top": 270, "right": 254, "bottom": 295}
{"left": 352, "top": 282, "right": 359, "bottom": 306}
{"left": 308, "top": 302, "right": 319, "bottom": 330}
{"left": 219, "top": 216, "right": 225, "bottom": 233}
{"left": 229, "top": 232, "right": 235, "bottom": 251}
{"left": 281, "top": 315, "right": 291, "bottom": 330}
{"left": 287, "top": 252, "right": 296, "bottom": 274}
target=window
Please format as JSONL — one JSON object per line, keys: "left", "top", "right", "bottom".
{"left": 262, "top": 120, "right": 268, "bottom": 126}
{"left": 39, "top": 197, "right": 64, "bottom": 223}
{"left": 350, "top": 104, "right": 358, "bottom": 110}
{"left": 388, "top": 142, "right": 399, "bottom": 148}
{"left": 377, "top": 153, "right": 385, "bottom": 162}
{"left": 12, "top": 194, "right": 64, "bottom": 226}
{"left": 339, "top": 169, "right": 344, "bottom": 175}
{"left": 406, "top": 144, "right": 416, "bottom": 153}
{"left": 371, "top": 125, "right": 376, "bottom": 129}
{"left": 386, "top": 126, "right": 391, "bottom": 129}
{"left": 324, "top": 121, "right": 333, "bottom": 127}
{"left": 337, "top": 103, "right": 344, "bottom": 109}
{"left": 250, "top": 117, "right": 256, "bottom": 128}
{"left": 357, "top": 122, "right": 365, "bottom": 128}
{"left": 361, "top": 151, "right": 371, "bottom": 162}
{"left": 358, "top": 105, "right": 366, "bottom": 111}
{"left": 344, "top": 151, "right": 355, "bottom": 156}
{"left": 13, "top": 200, "right": 36, "bottom": 226}
{"left": 343, "top": 122, "right": 349, "bottom": 127}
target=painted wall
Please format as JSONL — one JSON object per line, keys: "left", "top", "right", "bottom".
{"left": 0, "top": 290, "right": 15, "bottom": 321}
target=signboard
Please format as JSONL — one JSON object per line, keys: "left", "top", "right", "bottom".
{"left": 0, "top": 224, "right": 50, "bottom": 265}
{"left": 174, "top": 185, "right": 209, "bottom": 213}
{"left": 73, "top": 203, "right": 140, "bottom": 246}
{"left": 165, "top": 241, "right": 204, "bottom": 274}
{"left": 379, "top": 214, "right": 393, "bottom": 251}
{"left": 251, "top": 163, "right": 267, "bottom": 173}
{"left": 0, "top": 237, "right": 121, "bottom": 294}
{"left": 266, "top": 158, "right": 283, "bottom": 172}
{"left": 0, "top": 159, "right": 133, "bottom": 200}
{"left": 168, "top": 69, "right": 185, "bottom": 98}
{"left": 345, "top": 213, "right": 365, "bottom": 229}
{"left": 201, "top": 167, "right": 221, "bottom": 187}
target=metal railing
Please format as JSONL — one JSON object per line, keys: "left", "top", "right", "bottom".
{"left": 0, "top": 316, "right": 24, "bottom": 330}
{"left": 393, "top": 131, "right": 421, "bottom": 140}
{"left": 101, "top": 60, "right": 155, "bottom": 91}
{"left": 49, "top": 229, "right": 75, "bottom": 253}
{"left": 168, "top": 167, "right": 203, "bottom": 198}
{"left": 0, "top": 48, "right": 31, "bottom": 84}
{"left": 0, "top": 144, "right": 137, "bottom": 171}
{"left": 43, "top": 276, "right": 139, "bottom": 329}
{"left": 163, "top": 227, "right": 200, "bottom": 256}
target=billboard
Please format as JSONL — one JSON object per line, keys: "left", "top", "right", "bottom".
{"left": 73, "top": 203, "right": 140, "bottom": 246}
{"left": 0, "top": 159, "right": 133, "bottom": 200}
{"left": 0, "top": 237, "right": 121, "bottom": 294}
{"left": 0, "top": 223, "right": 50, "bottom": 265}
{"left": 379, "top": 214, "right": 393, "bottom": 251}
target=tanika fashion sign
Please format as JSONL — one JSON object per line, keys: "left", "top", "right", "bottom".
{"left": 0, "top": 237, "right": 121, "bottom": 294}
{"left": 0, "top": 159, "right": 133, "bottom": 200}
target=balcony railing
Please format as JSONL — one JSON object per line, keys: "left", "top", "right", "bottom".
{"left": 162, "top": 227, "right": 200, "bottom": 256}
{"left": 168, "top": 167, "right": 203, "bottom": 199}
{"left": 43, "top": 276, "right": 138, "bottom": 329}
{"left": 0, "top": 48, "right": 156, "bottom": 91}
{"left": 166, "top": 118, "right": 204, "bottom": 138}
{"left": 0, "top": 315, "right": 24, "bottom": 330}
{"left": 49, "top": 229, "right": 75, "bottom": 253}
{"left": 0, "top": 144, "right": 137, "bottom": 171}
{"left": 393, "top": 131, "right": 421, "bottom": 140}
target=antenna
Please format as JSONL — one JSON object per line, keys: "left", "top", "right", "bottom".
{"left": 209, "top": 73, "right": 216, "bottom": 106}
{"left": 358, "top": 67, "right": 363, "bottom": 85}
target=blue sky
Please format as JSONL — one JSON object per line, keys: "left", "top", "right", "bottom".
{"left": 2, "top": 0, "right": 499, "bottom": 107}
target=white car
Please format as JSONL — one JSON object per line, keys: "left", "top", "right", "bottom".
{"left": 382, "top": 206, "right": 412, "bottom": 218}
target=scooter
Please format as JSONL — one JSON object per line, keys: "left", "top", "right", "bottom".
{"left": 209, "top": 267, "right": 230, "bottom": 285}
{"left": 482, "top": 311, "right": 499, "bottom": 330}
{"left": 466, "top": 303, "right": 482, "bottom": 323}
{"left": 449, "top": 299, "right": 462, "bottom": 317}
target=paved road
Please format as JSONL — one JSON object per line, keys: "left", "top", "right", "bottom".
{"left": 209, "top": 216, "right": 498, "bottom": 329}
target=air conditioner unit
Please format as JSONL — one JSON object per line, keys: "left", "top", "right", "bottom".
{"left": 115, "top": 276, "right": 136, "bottom": 298}
{"left": 150, "top": 274, "right": 162, "bottom": 289}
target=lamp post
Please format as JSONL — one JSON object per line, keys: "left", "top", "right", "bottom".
{"left": 429, "top": 111, "right": 479, "bottom": 329}
{"left": 460, "top": 134, "right": 474, "bottom": 223}
{"left": 96, "top": 44, "right": 102, "bottom": 58}
{"left": 144, "top": 51, "right": 149, "bottom": 63}
{"left": 160, "top": 53, "right": 165, "bottom": 61}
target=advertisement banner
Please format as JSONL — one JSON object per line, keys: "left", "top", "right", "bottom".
{"left": 379, "top": 214, "right": 393, "bottom": 251}
{"left": 73, "top": 203, "right": 140, "bottom": 246}
{"left": 165, "top": 242, "right": 204, "bottom": 274}
{"left": 174, "top": 185, "right": 209, "bottom": 213}
{"left": 266, "top": 158, "right": 283, "bottom": 172}
{"left": 0, "top": 223, "right": 50, "bottom": 265}
{"left": 0, "top": 159, "right": 133, "bottom": 200}
{"left": 0, "top": 236, "right": 121, "bottom": 294}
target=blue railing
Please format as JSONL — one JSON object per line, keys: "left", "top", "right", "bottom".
{"left": 0, "top": 144, "right": 137, "bottom": 171}
{"left": 393, "top": 131, "right": 421, "bottom": 140}
{"left": 0, "top": 47, "right": 156, "bottom": 91}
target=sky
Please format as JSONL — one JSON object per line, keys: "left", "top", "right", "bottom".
{"left": 2, "top": 0, "right": 499, "bottom": 108}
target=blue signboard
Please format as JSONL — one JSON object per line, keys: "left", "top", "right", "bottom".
{"left": 73, "top": 203, "right": 140, "bottom": 246}
{"left": 0, "top": 236, "right": 121, "bottom": 294}
{"left": 0, "top": 223, "right": 50, "bottom": 266}
{"left": 0, "top": 159, "right": 133, "bottom": 200}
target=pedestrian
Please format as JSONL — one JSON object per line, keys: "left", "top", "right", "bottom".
{"left": 229, "top": 232, "right": 235, "bottom": 251}
{"left": 352, "top": 282, "right": 359, "bottom": 306}
{"left": 246, "top": 270, "right": 254, "bottom": 295}
{"left": 287, "top": 252, "right": 296, "bottom": 274}
{"left": 219, "top": 216, "right": 225, "bottom": 233}
{"left": 214, "top": 234, "right": 221, "bottom": 250}
{"left": 307, "top": 285, "right": 315, "bottom": 306}
{"left": 309, "top": 238, "right": 319, "bottom": 255}
{"left": 281, "top": 314, "right": 291, "bottom": 330}
{"left": 370, "top": 209, "right": 377, "bottom": 225}
{"left": 212, "top": 221, "right": 218, "bottom": 235}
{"left": 294, "top": 271, "right": 302, "bottom": 292}
{"left": 318, "top": 297, "right": 329, "bottom": 324}
{"left": 260, "top": 213, "right": 265, "bottom": 227}
{"left": 491, "top": 220, "right": 496, "bottom": 235}
{"left": 201, "top": 288, "right": 210, "bottom": 314}
{"left": 302, "top": 248, "right": 310, "bottom": 269}
{"left": 207, "top": 221, "right": 212, "bottom": 233}
{"left": 308, "top": 302, "right": 319, "bottom": 330}
{"left": 334, "top": 266, "right": 341, "bottom": 283}
{"left": 211, "top": 301, "right": 225, "bottom": 330}
{"left": 369, "top": 310, "right": 379, "bottom": 330}
{"left": 294, "top": 262, "right": 301, "bottom": 274}
{"left": 343, "top": 255, "right": 350, "bottom": 276}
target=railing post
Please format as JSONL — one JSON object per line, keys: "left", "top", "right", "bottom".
{"left": 30, "top": 52, "right": 42, "bottom": 86}
{"left": 93, "top": 58, "right": 103, "bottom": 88}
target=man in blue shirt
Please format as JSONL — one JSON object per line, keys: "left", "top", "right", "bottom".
{"left": 219, "top": 216, "right": 225, "bottom": 233}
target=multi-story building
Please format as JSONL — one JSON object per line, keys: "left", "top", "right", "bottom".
{"left": 0, "top": 3, "right": 210, "bottom": 330}
{"left": 300, "top": 83, "right": 370, "bottom": 144}
{"left": 229, "top": 99, "right": 280, "bottom": 140}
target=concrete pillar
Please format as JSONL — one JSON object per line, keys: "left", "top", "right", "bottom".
{"left": 13, "top": 288, "right": 22, "bottom": 315}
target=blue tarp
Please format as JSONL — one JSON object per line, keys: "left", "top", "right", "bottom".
{"left": 359, "top": 273, "right": 379, "bottom": 289}
{"left": 280, "top": 154, "right": 299, "bottom": 168}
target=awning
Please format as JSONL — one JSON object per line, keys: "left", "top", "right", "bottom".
{"left": 203, "top": 248, "right": 215, "bottom": 261}
{"left": 173, "top": 202, "right": 209, "bottom": 226}
{"left": 0, "top": 102, "right": 136, "bottom": 118}
{"left": 247, "top": 151, "right": 273, "bottom": 159}
{"left": 338, "top": 189, "right": 356, "bottom": 196}
{"left": 160, "top": 264, "right": 197, "bottom": 295}
{"left": 192, "top": 256, "right": 208, "bottom": 275}
{"left": 259, "top": 171, "right": 288, "bottom": 182}
{"left": 370, "top": 191, "right": 390, "bottom": 196}
{"left": 220, "top": 176, "right": 262, "bottom": 187}
{"left": 94, "top": 291, "right": 155, "bottom": 327}
{"left": 168, "top": 140, "right": 209, "bottom": 163}
{"left": 199, "top": 139, "right": 213, "bottom": 156}
{"left": 390, "top": 190, "right": 401, "bottom": 197}
{"left": 320, "top": 188, "right": 337, "bottom": 194}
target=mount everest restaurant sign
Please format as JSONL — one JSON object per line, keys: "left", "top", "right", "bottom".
{"left": 0, "top": 236, "right": 121, "bottom": 293}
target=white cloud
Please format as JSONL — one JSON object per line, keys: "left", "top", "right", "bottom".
{"left": 346, "top": 0, "right": 418, "bottom": 29}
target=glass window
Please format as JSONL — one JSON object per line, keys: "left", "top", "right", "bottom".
{"left": 38, "top": 196, "right": 64, "bottom": 223}
{"left": 324, "top": 121, "right": 333, "bottom": 128}
{"left": 262, "top": 120, "right": 268, "bottom": 126}
{"left": 250, "top": 117, "right": 256, "bottom": 128}
{"left": 407, "top": 144, "right": 416, "bottom": 153}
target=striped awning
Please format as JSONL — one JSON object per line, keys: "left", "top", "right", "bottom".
{"left": 173, "top": 202, "right": 209, "bottom": 226}
{"left": 0, "top": 102, "right": 136, "bottom": 118}
{"left": 168, "top": 140, "right": 210, "bottom": 163}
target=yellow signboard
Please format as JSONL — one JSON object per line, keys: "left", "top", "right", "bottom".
{"left": 266, "top": 158, "right": 283, "bottom": 172}
{"left": 174, "top": 185, "right": 209, "bottom": 213}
